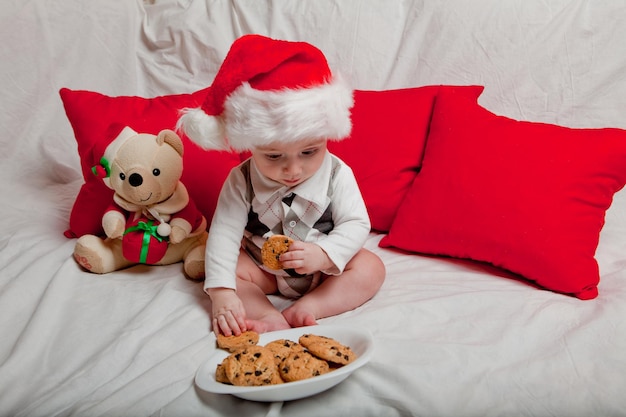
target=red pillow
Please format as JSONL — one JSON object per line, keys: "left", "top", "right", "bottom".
{"left": 60, "top": 88, "right": 242, "bottom": 238}
{"left": 380, "top": 86, "right": 626, "bottom": 299}
{"left": 329, "top": 86, "right": 483, "bottom": 232}
{"left": 60, "top": 85, "right": 479, "bottom": 238}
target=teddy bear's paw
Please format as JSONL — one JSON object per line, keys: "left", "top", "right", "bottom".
{"left": 184, "top": 259, "right": 205, "bottom": 281}
{"left": 168, "top": 227, "right": 187, "bottom": 245}
{"left": 74, "top": 239, "right": 107, "bottom": 273}
{"left": 183, "top": 245, "right": 205, "bottom": 281}
{"left": 74, "top": 235, "right": 128, "bottom": 274}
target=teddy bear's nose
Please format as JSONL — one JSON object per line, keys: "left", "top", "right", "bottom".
{"left": 129, "top": 173, "right": 143, "bottom": 187}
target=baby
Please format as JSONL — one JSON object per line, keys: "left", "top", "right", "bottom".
{"left": 179, "top": 35, "right": 385, "bottom": 336}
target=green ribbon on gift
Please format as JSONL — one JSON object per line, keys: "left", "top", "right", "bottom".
{"left": 123, "top": 220, "right": 164, "bottom": 264}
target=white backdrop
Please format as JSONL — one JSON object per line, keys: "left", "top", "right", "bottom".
{"left": 1, "top": 1, "right": 626, "bottom": 416}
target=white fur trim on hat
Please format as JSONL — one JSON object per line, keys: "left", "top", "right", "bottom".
{"left": 224, "top": 76, "right": 353, "bottom": 151}
{"left": 178, "top": 76, "right": 353, "bottom": 152}
{"left": 176, "top": 108, "right": 228, "bottom": 151}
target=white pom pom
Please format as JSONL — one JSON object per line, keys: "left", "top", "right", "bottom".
{"left": 177, "top": 108, "right": 228, "bottom": 150}
{"left": 157, "top": 222, "right": 171, "bottom": 237}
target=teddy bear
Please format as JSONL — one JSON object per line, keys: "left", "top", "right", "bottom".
{"left": 73, "top": 126, "right": 207, "bottom": 280}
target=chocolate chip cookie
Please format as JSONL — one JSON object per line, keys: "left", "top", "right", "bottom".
{"left": 261, "top": 234, "right": 293, "bottom": 270}
{"left": 264, "top": 338, "right": 305, "bottom": 365}
{"left": 298, "top": 334, "right": 357, "bottom": 365}
{"left": 278, "top": 350, "right": 330, "bottom": 382}
{"left": 216, "top": 330, "right": 260, "bottom": 352}
{"left": 222, "top": 345, "right": 283, "bottom": 386}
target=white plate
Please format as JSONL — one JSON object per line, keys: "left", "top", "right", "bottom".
{"left": 195, "top": 324, "right": 374, "bottom": 402}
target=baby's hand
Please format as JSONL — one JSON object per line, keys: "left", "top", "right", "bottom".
{"left": 279, "top": 241, "right": 333, "bottom": 275}
{"left": 207, "top": 287, "right": 247, "bottom": 336}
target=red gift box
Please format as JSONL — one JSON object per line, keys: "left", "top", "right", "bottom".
{"left": 122, "top": 219, "right": 168, "bottom": 264}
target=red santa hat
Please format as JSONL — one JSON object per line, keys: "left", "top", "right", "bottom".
{"left": 177, "top": 34, "right": 354, "bottom": 152}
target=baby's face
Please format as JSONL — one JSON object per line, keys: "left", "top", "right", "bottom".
{"left": 251, "top": 138, "right": 327, "bottom": 188}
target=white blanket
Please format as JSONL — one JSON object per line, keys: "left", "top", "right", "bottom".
{"left": 1, "top": 1, "right": 626, "bottom": 416}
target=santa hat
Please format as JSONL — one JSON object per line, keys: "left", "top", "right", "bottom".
{"left": 91, "top": 125, "right": 138, "bottom": 188}
{"left": 177, "top": 34, "right": 354, "bottom": 152}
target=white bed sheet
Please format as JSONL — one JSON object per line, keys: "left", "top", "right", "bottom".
{"left": 1, "top": 1, "right": 626, "bottom": 416}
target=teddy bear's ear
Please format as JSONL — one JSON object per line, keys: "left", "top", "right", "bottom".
{"left": 156, "top": 129, "right": 184, "bottom": 157}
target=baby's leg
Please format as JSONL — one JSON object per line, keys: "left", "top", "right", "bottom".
{"left": 235, "top": 248, "right": 291, "bottom": 333}
{"left": 282, "top": 248, "right": 385, "bottom": 327}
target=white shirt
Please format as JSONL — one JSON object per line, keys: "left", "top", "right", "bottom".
{"left": 203, "top": 151, "right": 370, "bottom": 293}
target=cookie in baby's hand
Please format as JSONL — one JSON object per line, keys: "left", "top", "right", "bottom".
{"left": 261, "top": 234, "right": 293, "bottom": 270}
{"left": 216, "top": 330, "right": 260, "bottom": 352}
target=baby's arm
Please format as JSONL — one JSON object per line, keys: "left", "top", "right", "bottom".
{"left": 314, "top": 159, "right": 371, "bottom": 274}
{"left": 204, "top": 166, "right": 250, "bottom": 336}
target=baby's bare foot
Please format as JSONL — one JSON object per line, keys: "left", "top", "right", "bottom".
{"left": 282, "top": 304, "right": 318, "bottom": 328}
{"left": 246, "top": 315, "right": 291, "bottom": 334}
